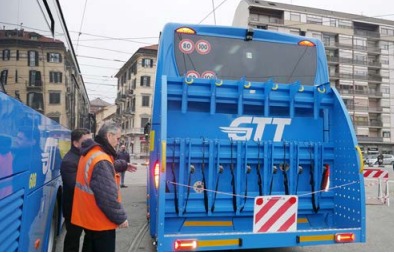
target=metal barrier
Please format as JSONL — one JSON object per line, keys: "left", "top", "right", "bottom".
{"left": 363, "top": 168, "right": 390, "bottom": 206}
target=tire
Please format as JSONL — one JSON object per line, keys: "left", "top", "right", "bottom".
{"left": 46, "top": 200, "right": 58, "bottom": 252}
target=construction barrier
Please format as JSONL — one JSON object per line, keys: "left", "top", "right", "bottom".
{"left": 363, "top": 168, "right": 390, "bottom": 206}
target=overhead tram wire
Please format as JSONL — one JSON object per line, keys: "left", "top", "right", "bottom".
{"left": 69, "top": 30, "right": 157, "bottom": 44}
{"left": 199, "top": 0, "right": 230, "bottom": 24}
{"left": 76, "top": 55, "right": 126, "bottom": 63}
{"left": 75, "top": 0, "right": 89, "bottom": 54}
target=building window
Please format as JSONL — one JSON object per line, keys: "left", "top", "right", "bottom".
{"left": 0, "top": 70, "right": 8, "bottom": 85}
{"left": 383, "top": 131, "right": 390, "bottom": 138}
{"left": 142, "top": 58, "right": 153, "bottom": 68}
{"left": 49, "top": 92, "right": 61, "bottom": 104}
{"left": 16, "top": 50, "right": 19, "bottom": 61}
{"left": 47, "top": 52, "right": 62, "bottom": 63}
{"left": 338, "top": 20, "right": 352, "bottom": 29}
{"left": 131, "top": 63, "right": 137, "bottom": 75}
{"left": 141, "top": 117, "right": 149, "bottom": 128}
{"left": 142, "top": 95, "right": 150, "bottom": 107}
{"left": 2, "top": 49, "right": 10, "bottom": 60}
{"left": 290, "top": 12, "right": 300, "bottom": 22}
{"left": 132, "top": 78, "right": 137, "bottom": 89}
{"left": 27, "top": 92, "right": 44, "bottom": 111}
{"left": 306, "top": 15, "right": 322, "bottom": 25}
{"left": 29, "top": 71, "right": 42, "bottom": 86}
{"left": 329, "top": 18, "right": 336, "bottom": 27}
{"left": 140, "top": 76, "right": 151, "bottom": 87}
{"left": 15, "top": 70, "right": 18, "bottom": 83}
{"left": 381, "top": 28, "right": 394, "bottom": 36}
{"left": 49, "top": 71, "right": 63, "bottom": 83}
{"left": 28, "top": 50, "right": 39, "bottom": 66}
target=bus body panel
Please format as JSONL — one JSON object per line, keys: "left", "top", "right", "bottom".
{"left": 0, "top": 92, "right": 70, "bottom": 251}
{"left": 148, "top": 23, "right": 365, "bottom": 251}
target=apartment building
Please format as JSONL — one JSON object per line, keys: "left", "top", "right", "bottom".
{"left": 233, "top": 0, "right": 394, "bottom": 154}
{"left": 0, "top": 29, "right": 90, "bottom": 129}
{"left": 115, "top": 45, "right": 158, "bottom": 158}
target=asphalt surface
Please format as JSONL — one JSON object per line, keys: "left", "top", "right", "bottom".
{"left": 56, "top": 162, "right": 394, "bottom": 252}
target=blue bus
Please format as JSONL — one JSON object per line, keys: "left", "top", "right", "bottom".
{"left": 0, "top": 92, "right": 70, "bottom": 251}
{"left": 147, "top": 23, "right": 365, "bottom": 251}
{"left": 0, "top": 0, "right": 88, "bottom": 251}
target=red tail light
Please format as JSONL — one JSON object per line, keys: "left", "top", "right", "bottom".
{"left": 174, "top": 239, "right": 197, "bottom": 251}
{"left": 335, "top": 233, "right": 355, "bottom": 243}
{"left": 154, "top": 162, "right": 160, "bottom": 189}
{"left": 321, "top": 164, "right": 330, "bottom": 192}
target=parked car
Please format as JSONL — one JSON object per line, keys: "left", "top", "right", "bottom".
{"left": 365, "top": 154, "right": 394, "bottom": 166}
{"left": 365, "top": 154, "right": 378, "bottom": 166}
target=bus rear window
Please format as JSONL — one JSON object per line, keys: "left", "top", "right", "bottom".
{"left": 174, "top": 33, "right": 317, "bottom": 85}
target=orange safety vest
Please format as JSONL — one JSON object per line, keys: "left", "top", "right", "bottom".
{"left": 71, "top": 146, "right": 121, "bottom": 231}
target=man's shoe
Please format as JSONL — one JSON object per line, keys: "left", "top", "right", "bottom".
{"left": 121, "top": 185, "right": 128, "bottom": 188}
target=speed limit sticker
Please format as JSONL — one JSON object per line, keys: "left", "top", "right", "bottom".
{"left": 195, "top": 40, "right": 211, "bottom": 55}
{"left": 179, "top": 39, "right": 194, "bottom": 54}
{"left": 202, "top": 71, "right": 216, "bottom": 79}
{"left": 186, "top": 70, "right": 200, "bottom": 78}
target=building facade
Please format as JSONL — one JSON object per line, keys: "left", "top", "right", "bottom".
{"left": 115, "top": 45, "right": 158, "bottom": 158}
{"left": 233, "top": 0, "right": 394, "bottom": 154}
{"left": 0, "top": 29, "right": 90, "bottom": 129}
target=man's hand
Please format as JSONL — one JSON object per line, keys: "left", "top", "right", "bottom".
{"left": 127, "top": 163, "right": 137, "bottom": 172}
{"left": 119, "top": 220, "right": 129, "bottom": 228}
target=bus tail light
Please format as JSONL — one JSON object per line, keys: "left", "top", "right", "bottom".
{"left": 298, "top": 40, "right": 315, "bottom": 47}
{"left": 174, "top": 239, "right": 197, "bottom": 251}
{"left": 321, "top": 164, "right": 330, "bottom": 192}
{"left": 335, "top": 233, "right": 355, "bottom": 243}
{"left": 176, "top": 27, "right": 196, "bottom": 34}
{"left": 154, "top": 162, "right": 160, "bottom": 189}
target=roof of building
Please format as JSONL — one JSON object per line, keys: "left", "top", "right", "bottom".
{"left": 90, "top": 97, "right": 111, "bottom": 107}
{"left": 243, "top": 0, "right": 394, "bottom": 26}
{"left": 115, "top": 44, "right": 158, "bottom": 77}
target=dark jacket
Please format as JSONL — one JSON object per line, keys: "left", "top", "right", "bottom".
{"left": 117, "top": 150, "right": 130, "bottom": 163}
{"left": 60, "top": 145, "right": 80, "bottom": 220}
{"left": 80, "top": 137, "right": 128, "bottom": 225}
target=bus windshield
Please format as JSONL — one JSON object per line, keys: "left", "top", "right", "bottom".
{"left": 174, "top": 33, "right": 317, "bottom": 85}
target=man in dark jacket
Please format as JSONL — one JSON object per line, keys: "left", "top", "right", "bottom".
{"left": 117, "top": 144, "right": 130, "bottom": 187}
{"left": 60, "top": 128, "right": 91, "bottom": 251}
{"left": 72, "top": 121, "right": 132, "bottom": 251}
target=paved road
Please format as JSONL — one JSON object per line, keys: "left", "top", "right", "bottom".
{"left": 56, "top": 163, "right": 394, "bottom": 252}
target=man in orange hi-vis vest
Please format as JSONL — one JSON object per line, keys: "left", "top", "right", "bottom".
{"left": 72, "top": 121, "right": 136, "bottom": 251}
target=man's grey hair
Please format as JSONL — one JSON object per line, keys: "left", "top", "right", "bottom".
{"left": 97, "top": 121, "right": 121, "bottom": 140}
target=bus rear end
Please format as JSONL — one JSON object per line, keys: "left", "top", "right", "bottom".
{"left": 148, "top": 23, "right": 365, "bottom": 251}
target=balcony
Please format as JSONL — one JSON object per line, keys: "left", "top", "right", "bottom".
{"left": 368, "top": 61, "right": 381, "bottom": 68}
{"left": 123, "top": 127, "right": 144, "bottom": 135}
{"left": 26, "top": 81, "right": 43, "bottom": 90}
{"left": 357, "top": 136, "right": 383, "bottom": 143}
{"left": 354, "top": 29, "right": 380, "bottom": 39}
{"left": 119, "top": 94, "right": 127, "bottom": 102}
{"left": 127, "top": 89, "right": 134, "bottom": 97}
{"left": 369, "top": 119, "right": 383, "bottom": 127}
{"left": 368, "top": 106, "right": 382, "bottom": 112}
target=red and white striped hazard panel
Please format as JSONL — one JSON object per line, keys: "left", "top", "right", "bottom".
{"left": 253, "top": 195, "right": 298, "bottom": 233}
{"left": 363, "top": 168, "right": 388, "bottom": 179}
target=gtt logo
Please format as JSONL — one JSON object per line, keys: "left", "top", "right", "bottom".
{"left": 220, "top": 117, "right": 291, "bottom": 141}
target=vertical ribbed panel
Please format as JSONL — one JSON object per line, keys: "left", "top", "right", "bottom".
{"left": 0, "top": 189, "right": 24, "bottom": 252}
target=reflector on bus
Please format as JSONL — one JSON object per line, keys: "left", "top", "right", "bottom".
{"left": 298, "top": 40, "right": 315, "bottom": 47}
{"left": 154, "top": 162, "right": 160, "bottom": 189}
{"left": 175, "top": 27, "right": 196, "bottom": 34}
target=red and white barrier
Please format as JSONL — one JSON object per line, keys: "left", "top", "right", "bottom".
{"left": 253, "top": 195, "right": 298, "bottom": 233}
{"left": 363, "top": 168, "right": 390, "bottom": 206}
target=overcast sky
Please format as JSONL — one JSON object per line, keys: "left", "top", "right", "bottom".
{"left": 59, "top": 0, "right": 394, "bottom": 103}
